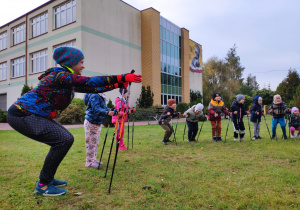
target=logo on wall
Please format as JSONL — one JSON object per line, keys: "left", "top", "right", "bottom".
{"left": 189, "top": 44, "right": 202, "bottom": 73}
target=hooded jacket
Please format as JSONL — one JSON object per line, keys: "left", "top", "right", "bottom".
{"left": 158, "top": 106, "right": 178, "bottom": 125}
{"left": 208, "top": 99, "right": 228, "bottom": 121}
{"left": 84, "top": 93, "right": 110, "bottom": 125}
{"left": 14, "top": 67, "right": 117, "bottom": 119}
{"left": 268, "top": 101, "right": 288, "bottom": 118}
{"left": 250, "top": 95, "right": 263, "bottom": 123}
{"left": 230, "top": 100, "right": 247, "bottom": 122}
{"left": 183, "top": 105, "right": 206, "bottom": 123}
{"left": 112, "top": 97, "right": 133, "bottom": 124}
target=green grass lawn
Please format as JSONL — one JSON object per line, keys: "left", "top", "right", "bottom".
{"left": 0, "top": 115, "right": 299, "bottom": 209}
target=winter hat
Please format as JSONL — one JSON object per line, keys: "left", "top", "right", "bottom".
{"left": 258, "top": 97, "right": 262, "bottom": 101}
{"left": 53, "top": 46, "right": 84, "bottom": 67}
{"left": 236, "top": 94, "right": 245, "bottom": 101}
{"left": 291, "top": 107, "right": 299, "bottom": 114}
{"left": 212, "top": 92, "right": 221, "bottom": 100}
{"left": 167, "top": 99, "right": 176, "bottom": 106}
{"left": 119, "top": 88, "right": 128, "bottom": 95}
{"left": 195, "top": 103, "right": 204, "bottom": 112}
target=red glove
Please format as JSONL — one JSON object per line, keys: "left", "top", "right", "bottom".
{"left": 114, "top": 82, "right": 128, "bottom": 89}
{"left": 117, "top": 74, "right": 142, "bottom": 83}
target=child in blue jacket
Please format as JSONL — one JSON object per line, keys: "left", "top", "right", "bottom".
{"left": 84, "top": 93, "right": 114, "bottom": 168}
{"left": 250, "top": 96, "right": 264, "bottom": 139}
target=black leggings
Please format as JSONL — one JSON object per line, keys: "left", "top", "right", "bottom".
{"left": 186, "top": 120, "right": 199, "bottom": 140}
{"left": 7, "top": 113, "right": 74, "bottom": 184}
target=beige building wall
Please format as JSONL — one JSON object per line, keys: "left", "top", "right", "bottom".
{"left": 181, "top": 28, "right": 190, "bottom": 103}
{"left": 0, "top": 0, "right": 141, "bottom": 109}
{"left": 140, "top": 8, "right": 161, "bottom": 106}
{"left": 80, "top": 0, "right": 141, "bottom": 106}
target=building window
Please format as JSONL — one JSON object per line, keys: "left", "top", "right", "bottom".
{"left": 0, "top": 62, "right": 7, "bottom": 81}
{"left": 12, "top": 23, "right": 26, "bottom": 45}
{"left": 160, "top": 16, "right": 182, "bottom": 105}
{"left": 0, "top": 32, "right": 7, "bottom": 51}
{"left": 54, "top": 0, "right": 76, "bottom": 29}
{"left": 12, "top": 56, "right": 25, "bottom": 78}
{"left": 31, "top": 49, "right": 48, "bottom": 74}
{"left": 31, "top": 12, "right": 48, "bottom": 38}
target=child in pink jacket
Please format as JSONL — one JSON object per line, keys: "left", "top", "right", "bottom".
{"left": 112, "top": 88, "right": 135, "bottom": 150}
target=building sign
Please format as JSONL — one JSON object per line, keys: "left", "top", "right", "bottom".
{"left": 189, "top": 41, "right": 202, "bottom": 73}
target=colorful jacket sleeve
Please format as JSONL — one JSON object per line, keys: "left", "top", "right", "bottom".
{"left": 222, "top": 105, "right": 229, "bottom": 115}
{"left": 58, "top": 72, "right": 117, "bottom": 88}
{"left": 89, "top": 94, "right": 110, "bottom": 116}
{"left": 75, "top": 84, "right": 115, "bottom": 93}
{"left": 208, "top": 103, "right": 215, "bottom": 114}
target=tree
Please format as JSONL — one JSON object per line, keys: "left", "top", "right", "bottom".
{"left": 289, "top": 84, "right": 300, "bottom": 107}
{"left": 255, "top": 88, "right": 275, "bottom": 106}
{"left": 236, "top": 74, "right": 259, "bottom": 97}
{"left": 224, "top": 44, "right": 245, "bottom": 82}
{"left": 275, "top": 69, "right": 300, "bottom": 104}
{"left": 136, "top": 86, "right": 154, "bottom": 108}
{"left": 21, "top": 84, "right": 32, "bottom": 96}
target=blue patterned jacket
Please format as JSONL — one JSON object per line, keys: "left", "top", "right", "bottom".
{"left": 84, "top": 93, "right": 110, "bottom": 125}
{"left": 14, "top": 67, "right": 117, "bottom": 119}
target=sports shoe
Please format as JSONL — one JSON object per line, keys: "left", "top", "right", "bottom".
{"left": 119, "top": 144, "right": 128, "bottom": 150}
{"left": 162, "top": 139, "right": 168, "bottom": 145}
{"left": 257, "top": 136, "right": 263, "bottom": 139}
{"left": 85, "top": 161, "right": 103, "bottom": 168}
{"left": 240, "top": 138, "right": 246, "bottom": 141}
{"left": 234, "top": 138, "right": 239, "bottom": 141}
{"left": 291, "top": 135, "right": 295, "bottom": 138}
{"left": 188, "top": 139, "right": 196, "bottom": 142}
{"left": 283, "top": 135, "right": 288, "bottom": 140}
{"left": 271, "top": 135, "right": 276, "bottom": 140}
{"left": 166, "top": 139, "right": 173, "bottom": 143}
{"left": 217, "top": 136, "right": 223, "bottom": 141}
{"left": 212, "top": 136, "right": 217, "bottom": 142}
{"left": 252, "top": 136, "right": 257, "bottom": 140}
{"left": 34, "top": 182, "right": 66, "bottom": 196}
{"left": 52, "top": 179, "right": 67, "bottom": 187}
{"left": 296, "top": 135, "right": 300, "bottom": 138}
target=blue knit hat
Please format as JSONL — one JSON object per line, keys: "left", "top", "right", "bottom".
{"left": 236, "top": 94, "right": 245, "bottom": 101}
{"left": 53, "top": 46, "right": 84, "bottom": 67}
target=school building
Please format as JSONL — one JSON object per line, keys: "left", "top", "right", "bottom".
{"left": 0, "top": 0, "right": 203, "bottom": 111}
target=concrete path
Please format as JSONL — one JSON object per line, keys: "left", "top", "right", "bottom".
{"left": 0, "top": 118, "right": 187, "bottom": 131}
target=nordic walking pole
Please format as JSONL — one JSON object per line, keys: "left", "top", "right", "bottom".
{"left": 196, "top": 113, "right": 207, "bottom": 142}
{"left": 263, "top": 114, "right": 272, "bottom": 140}
{"left": 104, "top": 113, "right": 120, "bottom": 178}
{"left": 183, "top": 121, "right": 187, "bottom": 141}
{"left": 132, "top": 112, "right": 134, "bottom": 149}
{"left": 224, "top": 116, "right": 231, "bottom": 143}
{"left": 247, "top": 115, "right": 252, "bottom": 140}
{"left": 127, "top": 112, "right": 130, "bottom": 149}
{"left": 108, "top": 70, "right": 134, "bottom": 193}
{"left": 171, "top": 122, "right": 178, "bottom": 146}
{"left": 172, "top": 115, "right": 180, "bottom": 142}
{"left": 98, "top": 124, "right": 110, "bottom": 170}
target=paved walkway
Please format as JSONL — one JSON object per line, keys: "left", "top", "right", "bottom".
{"left": 0, "top": 118, "right": 187, "bottom": 131}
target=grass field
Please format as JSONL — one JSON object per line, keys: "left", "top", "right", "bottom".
{"left": 0, "top": 115, "right": 299, "bottom": 209}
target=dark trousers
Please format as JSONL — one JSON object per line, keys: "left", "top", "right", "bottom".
{"left": 160, "top": 123, "right": 173, "bottom": 140}
{"left": 7, "top": 114, "right": 74, "bottom": 184}
{"left": 232, "top": 119, "right": 245, "bottom": 138}
{"left": 186, "top": 120, "right": 199, "bottom": 140}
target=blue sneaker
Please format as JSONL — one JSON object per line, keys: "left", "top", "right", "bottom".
{"left": 34, "top": 182, "right": 66, "bottom": 196}
{"left": 52, "top": 179, "right": 67, "bottom": 187}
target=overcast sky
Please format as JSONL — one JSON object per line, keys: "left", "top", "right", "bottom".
{"left": 1, "top": 0, "right": 299, "bottom": 91}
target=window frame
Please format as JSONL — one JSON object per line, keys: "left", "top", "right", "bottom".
{"left": 31, "top": 12, "right": 48, "bottom": 38}
{"left": 0, "top": 31, "right": 7, "bottom": 51}
{"left": 30, "top": 49, "right": 48, "bottom": 74}
{"left": 0, "top": 62, "right": 7, "bottom": 81}
{"left": 12, "top": 23, "right": 26, "bottom": 46}
{"left": 11, "top": 56, "right": 25, "bottom": 78}
{"left": 54, "top": 0, "right": 76, "bottom": 29}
